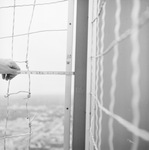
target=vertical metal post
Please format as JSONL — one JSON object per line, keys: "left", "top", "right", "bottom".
{"left": 64, "top": 0, "right": 75, "bottom": 150}
{"left": 72, "top": 0, "right": 89, "bottom": 150}
{"left": 85, "top": 0, "right": 94, "bottom": 149}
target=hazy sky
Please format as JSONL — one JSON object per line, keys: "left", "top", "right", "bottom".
{"left": 0, "top": 0, "right": 69, "bottom": 96}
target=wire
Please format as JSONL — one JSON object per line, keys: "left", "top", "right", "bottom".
{"left": 89, "top": 0, "right": 96, "bottom": 149}
{"left": 11, "top": 0, "right": 16, "bottom": 59}
{"left": 92, "top": 9, "right": 149, "bottom": 58}
{"left": 95, "top": 0, "right": 100, "bottom": 147}
{"left": 3, "top": 1, "right": 16, "bottom": 149}
{"left": 25, "top": 0, "right": 37, "bottom": 149}
{"left": 91, "top": 93, "right": 149, "bottom": 141}
{"left": 0, "top": 29, "right": 67, "bottom": 40}
{"left": 0, "top": 133, "right": 33, "bottom": 140}
{"left": 130, "top": 0, "right": 141, "bottom": 150}
{"left": 0, "top": 0, "right": 68, "bottom": 9}
{"left": 4, "top": 91, "right": 30, "bottom": 97}
{"left": 90, "top": 117, "right": 99, "bottom": 150}
{"left": 91, "top": 0, "right": 106, "bottom": 24}
{"left": 109, "top": 1, "right": 121, "bottom": 150}
{"left": 98, "top": 1, "right": 106, "bottom": 150}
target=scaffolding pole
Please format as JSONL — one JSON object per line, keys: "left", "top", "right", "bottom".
{"left": 64, "top": 0, "right": 75, "bottom": 150}
{"left": 72, "top": 0, "right": 89, "bottom": 150}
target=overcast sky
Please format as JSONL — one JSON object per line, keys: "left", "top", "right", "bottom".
{"left": 0, "top": 0, "right": 69, "bottom": 96}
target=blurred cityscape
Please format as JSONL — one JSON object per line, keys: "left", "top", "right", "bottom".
{"left": 0, "top": 95, "right": 65, "bottom": 150}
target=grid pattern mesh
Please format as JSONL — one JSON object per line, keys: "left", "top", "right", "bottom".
{"left": 0, "top": 0, "right": 68, "bottom": 149}
{"left": 86, "top": 0, "right": 149, "bottom": 150}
